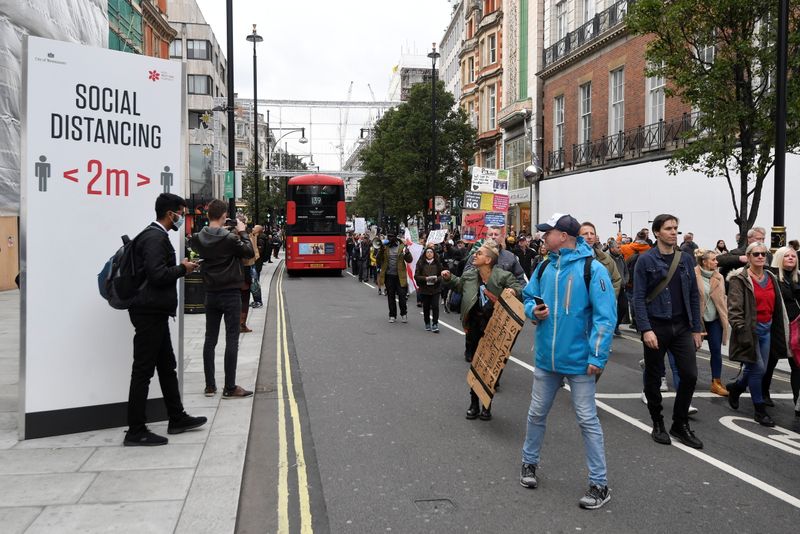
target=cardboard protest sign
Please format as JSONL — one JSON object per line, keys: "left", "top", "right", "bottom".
{"left": 470, "top": 167, "right": 495, "bottom": 193}
{"left": 467, "top": 294, "right": 526, "bottom": 409}
{"left": 492, "top": 194, "right": 509, "bottom": 212}
{"left": 480, "top": 193, "right": 494, "bottom": 211}
{"left": 460, "top": 209, "right": 488, "bottom": 243}
{"left": 485, "top": 211, "right": 506, "bottom": 227}
{"left": 426, "top": 229, "right": 447, "bottom": 244}
{"left": 463, "top": 191, "right": 481, "bottom": 210}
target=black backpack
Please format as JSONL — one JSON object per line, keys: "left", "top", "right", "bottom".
{"left": 536, "top": 256, "right": 594, "bottom": 293}
{"left": 97, "top": 227, "right": 153, "bottom": 309}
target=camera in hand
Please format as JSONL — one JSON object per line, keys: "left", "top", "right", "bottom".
{"left": 224, "top": 218, "right": 237, "bottom": 229}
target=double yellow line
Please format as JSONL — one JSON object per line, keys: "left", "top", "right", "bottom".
{"left": 276, "top": 266, "right": 313, "bottom": 533}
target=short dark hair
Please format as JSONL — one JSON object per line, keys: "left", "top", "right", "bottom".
{"left": 155, "top": 193, "right": 186, "bottom": 219}
{"left": 207, "top": 199, "right": 228, "bottom": 221}
{"left": 652, "top": 214, "right": 679, "bottom": 233}
{"left": 580, "top": 221, "right": 596, "bottom": 232}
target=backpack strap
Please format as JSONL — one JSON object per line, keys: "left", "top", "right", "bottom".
{"left": 584, "top": 256, "right": 593, "bottom": 294}
{"left": 536, "top": 258, "right": 551, "bottom": 282}
{"left": 646, "top": 250, "right": 682, "bottom": 304}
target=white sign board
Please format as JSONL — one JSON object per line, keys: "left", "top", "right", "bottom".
{"left": 426, "top": 229, "right": 447, "bottom": 245}
{"left": 354, "top": 217, "right": 366, "bottom": 234}
{"left": 21, "top": 37, "right": 185, "bottom": 438}
{"left": 470, "top": 167, "right": 495, "bottom": 193}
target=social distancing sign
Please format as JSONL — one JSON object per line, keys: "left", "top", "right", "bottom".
{"left": 21, "top": 37, "right": 185, "bottom": 438}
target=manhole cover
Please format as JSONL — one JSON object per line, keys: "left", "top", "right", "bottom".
{"left": 413, "top": 498, "right": 457, "bottom": 513}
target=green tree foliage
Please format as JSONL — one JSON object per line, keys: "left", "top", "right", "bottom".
{"left": 241, "top": 151, "right": 308, "bottom": 226}
{"left": 627, "top": 0, "right": 800, "bottom": 246}
{"left": 352, "top": 81, "right": 477, "bottom": 230}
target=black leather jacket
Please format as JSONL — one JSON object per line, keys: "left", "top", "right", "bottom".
{"left": 129, "top": 223, "right": 186, "bottom": 316}
{"left": 191, "top": 227, "right": 254, "bottom": 291}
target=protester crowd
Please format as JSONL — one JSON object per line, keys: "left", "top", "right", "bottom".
{"left": 351, "top": 215, "right": 800, "bottom": 510}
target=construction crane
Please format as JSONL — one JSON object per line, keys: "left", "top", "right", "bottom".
{"left": 337, "top": 81, "right": 354, "bottom": 170}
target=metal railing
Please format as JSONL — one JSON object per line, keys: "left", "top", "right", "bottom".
{"left": 546, "top": 111, "right": 703, "bottom": 174}
{"left": 543, "top": 0, "right": 633, "bottom": 68}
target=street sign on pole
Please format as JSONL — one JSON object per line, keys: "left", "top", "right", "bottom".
{"left": 21, "top": 37, "right": 185, "bottom": 439}
{"left": 224, "top": 170, "right": 234, "bottom": 199}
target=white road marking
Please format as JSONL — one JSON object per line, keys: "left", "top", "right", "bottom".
{"left": 719, "top": 416, "right": 800, "bottom": 457}
{"left": 595, "top": 392, "right": 795, "bottom": 400}
{"left": 345, "top": 271, "right": 356, "bottom": 278}
{"left": 509, "top": 356, "right": 535, "bottom": 372}
{"left": 363, "top": 282, "right": 376, "bottom": 289}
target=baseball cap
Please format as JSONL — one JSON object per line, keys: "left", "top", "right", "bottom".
{"left": 536, "top": 213, "right": 581, "bottom": 237}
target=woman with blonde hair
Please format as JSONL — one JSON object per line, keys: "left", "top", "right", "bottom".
{"left": 769, "top": 246, "right": 800, "bottom": 416}
{"left": 694, "top": 249, "right": 729, "bottom": 396}
{"left": 726, "top": 242, "right": 790, "bottom": 426}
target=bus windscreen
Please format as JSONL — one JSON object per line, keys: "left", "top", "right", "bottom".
{"left": 291, "top": 185, "right": 341, "bottom": 235}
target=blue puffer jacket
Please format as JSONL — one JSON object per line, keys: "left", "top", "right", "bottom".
{"left": 523, "top": 238, "right": 617, "bottom": 374}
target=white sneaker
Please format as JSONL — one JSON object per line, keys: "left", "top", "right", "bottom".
{"left": 641, "top": 391, "right": 648, "bottom": 405}
{"left": 688, "top": 405, "right": 699, "bottom": 415}
{"left": 400, "top": 315, "right": 408, "bottom": 323}
{"left": 388, "top": 316, "right": 396, "bottom": 323}
{"left": 660, "top": 377, "right": 669, "bottom": 392}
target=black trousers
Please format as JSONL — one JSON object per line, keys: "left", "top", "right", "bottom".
{"left": 643, "top": 319, "right": 698, "bottom": 424}
{"left": 384, "top": 274, "right": 407, "bottom": 318}
{"left": 764, "top": 354, "right": 800, "bottom": 403}
{"left": 204, "top": 289, "right": 242, "bottom": 391}
{"left": 465, "top": 307, "right": 490, "bottom": 359}
{"left": 420, "top": 293, "right": 440, "bottom": 325}
{"left": 127, "top": 312, "right": 184, "bottom": 434}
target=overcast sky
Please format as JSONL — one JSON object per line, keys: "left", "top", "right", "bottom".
{"left": 194, "top": 0, "right": 456, "bottom": 171}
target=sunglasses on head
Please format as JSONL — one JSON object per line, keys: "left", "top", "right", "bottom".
{"left": 750, "top": 251, "right": 767, "bottom": 257}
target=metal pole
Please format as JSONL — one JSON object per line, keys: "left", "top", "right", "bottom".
{"left": 225, "top": 0, "right": 235, "bottom": 217}
{"left": 266, "top": 109, "right": 271, "bottom": 225}
{"left": 772, "top": 0, "right": 788, "bottom": 250}
{"left": 427, "top": 43, "right": 440, "bottom": 233}
{"left": 247, "top": 25, "right": 263, "bottom": 225}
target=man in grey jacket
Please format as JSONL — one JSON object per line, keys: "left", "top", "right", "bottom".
{"left": 191, "top": 199, "right": 255, "bottom": 399}
{"left": 463, "top": 226, "right": 527, "bottom": 285}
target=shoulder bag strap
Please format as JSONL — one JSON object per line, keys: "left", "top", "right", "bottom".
{"left": 646, "top": 250, "right": 682, "bottom": 304}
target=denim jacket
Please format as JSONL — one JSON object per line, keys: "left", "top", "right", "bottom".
{"left": 632, "top": 247, "right": 702, "bottom": 333}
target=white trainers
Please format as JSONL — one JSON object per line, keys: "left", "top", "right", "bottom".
{"left": 388, "top": 316, "right": 396, "bottom": 323}
{"left": 660, "top": 377, "right": 669, "bottom": 392}
{"left": 641, "top": 391, "right": 648, "bottom": 405}
{"left": 688, "top": 405, "right": 699, "bottom": 415}
{"left": 400, "top": 315, "right": 408, "bottom": 323}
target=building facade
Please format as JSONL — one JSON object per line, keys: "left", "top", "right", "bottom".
{"left": 440, "top": 1, "right": 465, "bottom": 108}
{"left": 388, "top": 52, "right": 435, "bottom": 102}
{"left": 142, "top": 0, "right": 176, "bottom": 59}
{"left": 167, "top": 0, "right": 228, "bottom": 201}
{"left": 109, "top": 0, "right": 143, "bottom": 53}
{"left": 459, "top": 0, "right": 504, "bottom": 170}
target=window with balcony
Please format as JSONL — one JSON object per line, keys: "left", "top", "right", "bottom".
{"left": 579, "top": 82, "right": 592, "bottom": 145}
{"left": 646, "top": 68, "right": 665, "bottom": 126}
{"left": 186, "top": 40, "right": 210, "bottom": 60}
{"left": 553, "top": 95, "right": 565, "bottom": 169}
{"left": 169, "top": 39, "right": 182, "bottom": 58}
{"left": 555, "top": 1, "right": 567, "bottom": 41}
{"left": 488, "top": 85, "right": 497, "bottom": 130}
{"left": 188, "top": 74, "right": 211, "bottom": 95}
{"left": 609, "top": 67, "right": 624, "bottom": 135}
{"left": 488, "top": 34, "right": 497, "bottom": 64}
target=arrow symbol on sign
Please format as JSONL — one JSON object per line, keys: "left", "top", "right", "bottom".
{"left": 137, "top": 173, "right": 150, "bottom": 187}
{"left": 63, "top": 169, "right": 78, "bottom": 182}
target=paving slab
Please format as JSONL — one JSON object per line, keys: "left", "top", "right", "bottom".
{"left": 0, "top": 507, "right": 41, "bottom": 534}
{"left": 0, "top": 447, "right": 95, "bottom": 475}
{"left": 79, "top": 468, "right": 195, "bottom": 503}
{"left": 195, "top": 434, "right": 248, "bottom": 478}
{"left": 174, "top": 475, "right": 241, "bottom": 534}
{"left": 25, "top": 501, "right": 183, "bottom": 534}
{"left": 0, "top": 473, "right": 96, "bottom": 507}
{"left": 80, "top": 443, "right": 203, "bottom": 472}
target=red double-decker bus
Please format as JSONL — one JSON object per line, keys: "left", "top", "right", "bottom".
{"left": 285, "top": 174, "right": 347, "bottom": 275}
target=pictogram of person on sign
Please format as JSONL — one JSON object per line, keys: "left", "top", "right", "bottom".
{"left": 35, "top": 155, "right": 51, "bottom": 192}
{"left": 161, "top": 165, "right": 173, "bottom": 193}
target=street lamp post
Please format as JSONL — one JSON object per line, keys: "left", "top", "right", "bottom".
{"left": 246, "top": 24, "right": 263, "bottom": 224}
{"left": 225, "top": 0, "right": 235, "bottom": 217}
{"left": 772, "top": 0, "right": 789, "bottom": 250}
{"left": 427, "top": 43, "right": 440, "bottom": 233}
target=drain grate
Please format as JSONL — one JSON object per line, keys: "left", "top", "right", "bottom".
{"left": 413, "top": 498, "right": 457, "bottom": 513}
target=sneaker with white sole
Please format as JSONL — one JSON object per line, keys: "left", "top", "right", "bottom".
{"left": 388, "top": 316, "right": 396, "bottom": 323}
{"left": 660, "top": 377, "right": 669, "bottom": 392}
{"left": 400, "top": 315, "right": 408, "bottom": 323}
{"left": 579, "top": 484, "right": 611, "bottom": 510}
{"left": 688, "top": 404, "right": 698, "bottom": 415}
{"left": 520, "top": 463, "right": 538, "bottom": 489}
{"left": 641, "top": 391, "right": 647, "bottom": 405}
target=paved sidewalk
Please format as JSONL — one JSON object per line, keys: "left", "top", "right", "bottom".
{"left": 0, "top": 256, "right": 281, "bottom": 534}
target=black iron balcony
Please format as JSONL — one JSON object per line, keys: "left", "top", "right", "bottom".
{"left": 543, "top": 0, "right": 634, "bottom": 69}
{"left": 546, "top": 111, "right": 702, "bottom": 174}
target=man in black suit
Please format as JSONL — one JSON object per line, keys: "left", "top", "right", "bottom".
{"left": 125, "top": 193, "right": 207, "bottom": 446}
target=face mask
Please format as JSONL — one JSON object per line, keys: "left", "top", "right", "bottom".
{"left": 171, "top": 213, "right": 184, "bottom": 230}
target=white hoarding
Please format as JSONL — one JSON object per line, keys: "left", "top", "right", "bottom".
{"left": 21, "top": 37, "right": 185, "bottom": 438}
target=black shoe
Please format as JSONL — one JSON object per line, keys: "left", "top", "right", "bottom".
{"left": 124, "top": 429, "right": 168, "bottom": 446}
{"left": 479, "top": 407, "right": 492, "bottom": 420}
{"left": 651, "top": 420, "right": 671, "bottom": 445}
{"left": 762, "top": 394, "right": 775, "bottom": 408}
{"left": 167, "top": 413, "right": 208, "bottom": 435}
{"left": 726, "top": 381, "right": 743, "bottom": 410}
{"left": 520, "top": 463, "right": 538, "bottom": 489}
{"left": 466, "top": 392, "right": 480, "bottom": 419}
{"left": 465, "top": 353, "right": 473, "bottom": 363}
{"left": 754, "top": 411, "right": 776, "bottom": 427}
{"left": 579, "top": 484, "right": 611, "bottom": 510}
{"left": 669, "top": 422, "right": 703, "bottom": 449}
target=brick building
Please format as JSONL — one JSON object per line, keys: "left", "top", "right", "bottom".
{"left": 460, "top": 0, "right": 504, "bottom": 169}
{"left": 539, "top": 0, "right": 696, "bottom": 176}
{"left": 142, "top": 0, "right": 176, "bottom": 59}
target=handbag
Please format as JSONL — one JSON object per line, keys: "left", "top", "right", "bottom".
{"left": 790, "top": 315, "right": 800, "bottom": 367}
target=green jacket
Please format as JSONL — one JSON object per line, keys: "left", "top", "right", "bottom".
{"left": 445, "top": 266, "right": 523, "bottom": 329}
{"left": 377, "top": 243, "right": 413, "bottom": 287}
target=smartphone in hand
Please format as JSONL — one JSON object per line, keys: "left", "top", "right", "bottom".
{"left": 533, "top": 296, "right": 545, "bottom": 307}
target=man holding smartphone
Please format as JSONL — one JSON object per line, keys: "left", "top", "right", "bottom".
{"left": 519, "top": 213, "right": 616, "bottom": 510}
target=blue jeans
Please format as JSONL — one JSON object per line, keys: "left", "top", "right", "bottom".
{"left": 522, "top": 367, "right": 608, "bottom": 486}
{"left": 704, "top": 319, "right": 723, "bottom": 379}
{"left": 736, "top": 321, "right": 771, "bottom": 404}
